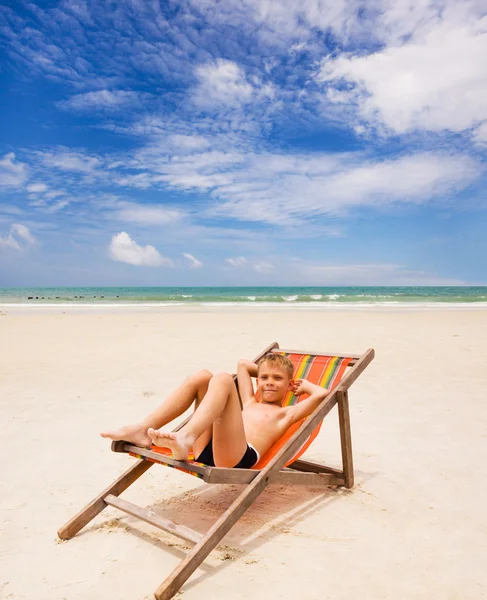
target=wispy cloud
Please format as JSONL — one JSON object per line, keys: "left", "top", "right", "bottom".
{"left": 0, "top": 223, "right": 37, "bottom": 250}
{"left": 35, "top": 148, "right": 102, "bottom": 173}
{"left": 193, "top": 60, "right": 254, "bottom": 108}
{"left": 225, "top": 256, "right": 248, "bottom": 267}
{"left": 473, "top": 122, "right": 487, "bottom": 145}
{"left": 183, "top": 253, "right": 203, "bottom": 268}
{"left": 224, "top": 257, "right": 274, "bottom": 273}
{"left": 10, "top": 140, "right": 483, "bottom": 228}
{"left": 192, "top": 59, "right": 274, "bottom": 111}
{"left": 130, "top": 146, "right": 480, "bottom": 225}
{"left": 0, "top": 153, "right": 28, "bottom": 188}
{"left": 26, "top": 183, "right": 48, "bottom": 193}
{"left": 108, "top": 232, "right": 173, "bottom": 267}
{"left": 108, "top": 201, "right": 185, "bottom": 225}
{"left": 58, "top": 90, "right": 148, "bottom": 112}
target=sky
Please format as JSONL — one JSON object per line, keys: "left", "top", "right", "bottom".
{"left": 0, "top": 0, "right": 486, "bottom": 287}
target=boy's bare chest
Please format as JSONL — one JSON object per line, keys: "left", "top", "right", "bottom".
{"left": 241, "top": 402, "right": 288, "bottom": 453}
{"left": 242, "top": 402, "right": 283, "bottom": 430}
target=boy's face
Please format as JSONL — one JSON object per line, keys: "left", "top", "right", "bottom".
{"left": 256, "top": 361, "right": 292, "bottom": 404}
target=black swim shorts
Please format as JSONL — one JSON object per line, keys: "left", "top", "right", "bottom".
{"left": 195, "top": 439, "right": 260, "bottom": 469}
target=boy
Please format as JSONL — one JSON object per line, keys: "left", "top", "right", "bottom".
{"left": 101, "top": 354, "right": 329, "bottom": 469}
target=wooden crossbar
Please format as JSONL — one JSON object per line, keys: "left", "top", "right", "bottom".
{"left": 113, "top": 442, "right": 345, "bottom": 485}
{"left": 290, "top": 458, "right": 344, "bottom": 478}
{"left": 105, "top": 494, "right": 202, "bottom": 545}
{"left": 204, "top": 467, "right": 344, "bottom": 486}
{"left": 273, "top": 347, "right": 361, "bottom": 364}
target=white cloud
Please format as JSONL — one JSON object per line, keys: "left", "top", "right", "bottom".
{"left": 110, "top": 202, "right": 185, "bottom": 225}
{"left": 167, "top": 135, "right": 210, "bottom": 151}
{"left": 110, "top": 120, "right": 482, "bottom": 224}
{"left": 224, "top": 257, "right": 274, "bottom": 273}
{"left": 225, "top": 256, "right": 248, "bottom": 267}
{"left": 183, "top": 253, "right": 203, "bottom": 268}
{"left": 204, "top": 150, "right": 481, "bottom": 225}
{"left": 58, "top": 90, "right": 145, "bottom": 111}
{"left": 115, "top": 173, "right": 158, "bottom": 190}
{"left": 192, "top": 59, "right": 274, "bottom": 111}
{"left": 104, "top": 141, "right": 482, "bottom": 227}
{"left": 0, "top": 233, "right": 20, "bottom": 251}
{"left": 36, "top": 149, "right": 101, "bottom": 173}
{"left": 108, "top": 232, "right": 173, "bottom": 267}
{"left": 318, "top": 6, "right": 487, "bottom": 135}
{"left": 44, "top": 189, "right": 66, "bottom": 200}
{"left": 46, "top": 199, "right": 71, "bottom": 212}
{"left": 473, "top": 121, "right": 487, "bottom": 145}
{"left": 193, "top": 60, "right": 254, "bottom": 108}
{"left": 122, "top": 137, "right": 479, "bottom": 226}
{"left": 11, "top": 223, "right": 36, "bottom": 244}
{"left": 0, "top": 153, "right": 28, "bottom": 188}
{"left": 289, "top": 42, "right": 307, "bottom": 54}
{"left": 0, "top": 223, "right": 37, "bottom": 250}
{"left": 26, "top": 182, "right": 48, "bottom": 193}
{"left": 188, "top": 0, "right": 356, "bottom": 48}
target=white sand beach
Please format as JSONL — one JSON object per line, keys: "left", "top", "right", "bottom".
{"left": 1, "top": 308, "right": 486, "bottom": 600}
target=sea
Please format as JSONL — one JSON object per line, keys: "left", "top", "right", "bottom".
{"left": 1, "top": 286, "right": 486, "bottom": 309}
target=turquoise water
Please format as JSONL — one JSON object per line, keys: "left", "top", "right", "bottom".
{"left": 0, "top": 286, "right": 486, "bottom": 306}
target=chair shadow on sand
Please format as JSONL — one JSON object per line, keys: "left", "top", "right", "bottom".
{"left": 85, "top": 466, "right": 375, "bottom": 593}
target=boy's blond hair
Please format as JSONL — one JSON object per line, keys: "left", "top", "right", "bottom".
{"left": 257, "top": 354, "right": 294, "bottom": 378}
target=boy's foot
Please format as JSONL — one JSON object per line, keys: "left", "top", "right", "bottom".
{"left": 100, "top": 423, "right": 152, "bottom": 447}
{"left": 147, "top": 428, "right": 194, "bottom": 460}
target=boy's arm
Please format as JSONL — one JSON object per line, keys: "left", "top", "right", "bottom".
{"left": 237, "top": 358, "right": 258, "bottom": 407}
{"left": 284, "top": 380, "right": 329, "bottom": 426}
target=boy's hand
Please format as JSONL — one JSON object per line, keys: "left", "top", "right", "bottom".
{"left": 286, "top": 380, "right": 330, "bottom": 425}
{"left": 292, "top": 379, "right": 329, "bottom": 397}
{"left": 292, "top": 379, "right": 309, "bottom": 396}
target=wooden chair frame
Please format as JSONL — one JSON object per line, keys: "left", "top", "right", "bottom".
{"left": 58, "top": 342, "right": 374, "bottom": 599}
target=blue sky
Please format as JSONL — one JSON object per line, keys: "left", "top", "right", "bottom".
{"left": 1, "top": 0, "right": 486, "bottom": 286}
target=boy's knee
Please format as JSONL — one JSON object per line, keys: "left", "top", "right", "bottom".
{"left": 189, "top": 369, "right": 213, "bottom": 387}
{"left": 209, "top": 372, "right": 234, "bottom": 388}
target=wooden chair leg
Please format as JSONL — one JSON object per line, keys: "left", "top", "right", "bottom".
{"left": 337, "top": 390, "right": 354, "bottom": 488}
{"left": 57, "top": 459, "right": 153, "bottom": 540}
{"left": 154, "top": 468, "right": 274, "bottom": 599}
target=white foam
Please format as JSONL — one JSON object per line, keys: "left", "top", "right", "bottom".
{"left": 2, "top": 301, "right": 487, "bottom": 313}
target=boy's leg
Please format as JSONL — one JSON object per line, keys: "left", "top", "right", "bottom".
{"left": 211, "top": 377, "right": 248, "bottom": 468}
{"left": 100, "top": 369, "right": 213, "bottom": 446}
{"left": 149, "top": 372, "right": 247, "bottom": 465}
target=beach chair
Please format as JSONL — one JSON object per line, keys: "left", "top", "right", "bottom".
{"left": 58, "top": 342, "right": 374, "bottom": 599}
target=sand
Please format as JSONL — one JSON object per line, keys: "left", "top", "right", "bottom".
{"left": 1, "top": 307, "right": 486, "bottom": 600}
